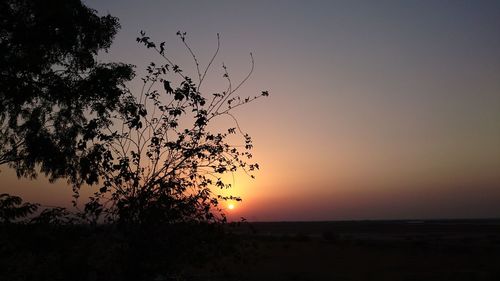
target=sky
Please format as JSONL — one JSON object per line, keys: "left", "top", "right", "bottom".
{"left": 3, "top": 0, "right": 500, "bottom": 221}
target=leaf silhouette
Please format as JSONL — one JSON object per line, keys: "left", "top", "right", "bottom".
{"left": 163, "top": 80, "right": 173, "bottom": 94}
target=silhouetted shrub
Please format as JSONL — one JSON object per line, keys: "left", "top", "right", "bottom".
{"left": 0, "top": 193, "right": 38, "bottom": 223}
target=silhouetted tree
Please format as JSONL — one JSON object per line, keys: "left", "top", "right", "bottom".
{"left": 0, "top": 193, "right": 38, "bottom": 223}
{"left": 0, "top": 24, "right": 268, "bottom": 280}
{"left": 0, "top": 0, "right": 134, "bottom": 184}
{"left": 1, "top": 1, "right": 268, "bottom": 278}
{"left": 81, "top": 31, "right": 269, "bottom": 225}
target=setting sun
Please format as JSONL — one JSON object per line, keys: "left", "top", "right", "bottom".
{"left": 228, "top": 203, "right": 235, "bottom": 210}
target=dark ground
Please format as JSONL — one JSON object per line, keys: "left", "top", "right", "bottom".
{"left": 2, "top": 219, "right": 500, "bottom": 280}
{"left": 200, "top": 219, "right": 500, "bottom": 281}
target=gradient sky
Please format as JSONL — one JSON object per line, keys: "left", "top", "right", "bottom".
{"left": 3, "top": 0, "right": 500, "bottom": 221}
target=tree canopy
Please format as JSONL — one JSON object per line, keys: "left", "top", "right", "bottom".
{"left": 1, "top": 0, "right": 268, "bottom": 226}
{"left": 76, "top": 31, "right": 268, "bottom": 225}
{"left": 0, "top": 0, "right": 134, "bottom": 182}
{"left": 0, "top": 3, "right": 268, "bottom": 278}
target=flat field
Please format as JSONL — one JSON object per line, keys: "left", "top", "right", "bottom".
{"left": 2, "top": 220, "right": 500, "bottom": 280}
{"left": 202, "top": 220, "right": 500, "bottom": 281}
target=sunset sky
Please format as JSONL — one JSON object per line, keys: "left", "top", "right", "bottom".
{"left": 3, "top": 0, "right": 500, "bottom": 221}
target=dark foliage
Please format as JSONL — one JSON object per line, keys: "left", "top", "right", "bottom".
{"left": 0, "top": 193, "right": 242, "bottom": 280}
{"left": 0, "top": 222, "right": 240, "bottom": 281}
{"left": 0, "top": 193, "right": 38, "bottom": 223}
{"left": 0, "top": 193, "right": 249, "bottom": 281}
{"left": 77, "top": 31, "right": 268, "bottom": 225}
{"left": 0, "top": 1, "right": 269, "bottom": 278}
{"left": 0, "top": 0, "right": 134, "bottom": 183}
{"left": 0, "top": 26, "right": 268, "bottom": 279}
